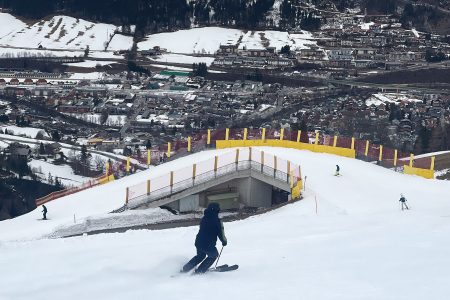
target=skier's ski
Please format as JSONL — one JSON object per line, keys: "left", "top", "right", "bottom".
{"left": 210, "top": 264, "right": 239, "bottom": 272}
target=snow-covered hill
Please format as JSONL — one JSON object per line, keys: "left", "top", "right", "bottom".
{"left": 0, "top": 13, "right": 133, "bottom": 54}
{"left": 1, "top": 147, "right": 450, "bottom": 299}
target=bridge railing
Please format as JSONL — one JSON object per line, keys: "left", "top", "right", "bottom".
{"left": 125, "top": 148, "right": 301, "bottom": 209}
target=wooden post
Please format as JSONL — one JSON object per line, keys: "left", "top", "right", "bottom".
{"left": 280, "top": 128, "right": 284, "bottom": 141}
{"left": 192, "top": 164, "right": 197, "bottom": 180}
{"left": 299, "top": 165, "right": 302, "bottom": 179}
{"left": 167, "top": 142, "right": 171, "bottom": 158}
{"left": 188, "top": 137, "right": 191, "bottom": 152}
{"left": 262, "top": 128, "right": 266, "bottom": 142}
{"left": 243, "top": 128, "right": 248, "bottom": 140}
{"left": 170, "top": 171, "right": 174, "bottom": 189}
{"left": 225, "top": 128, "right": 229, "bottom": 141}
{"left": 351, "top": 137, "right": 355, "bottom": 150}
{"left": 314, "top": 132, "right": 319, "bottom": 145}
{"left": 409, "top": 154, "right": 414, "bottom": 167}
{"left": 430, "top": 156, "right": 435, "bottom": 171}
{"left": 147, "top": 150, "right": 151, "bottom": 166}
{"left": 249, "top": 147, "right": 252, "bottom": 161}
{"left": 365, "top": 140, "right": 369, "bottom": 156}
{"left": 147, "top": 180, "right": 151, "bottom": 195}
{"left": 207, "top": 129, "right": 211, "bottom": 145}
{"left": 333, "top": 136, "right": 337, "bottom": 147}
{"left": 214, "top": 156, "right": 218, "bottom": 174}
{"left": 297, "top": 130, "right": 301, "bottom": 143}
{"left": 105, "top": 161, "right": 109, "bottom": 176}
{"left": 378, "top": 145, "right": 383, "bottom": 162}
{"left": 125, "top": 187, "right": 129, "bottom": 205}
{"left": 394, "top": 149, "right": 398, "bottom": 167}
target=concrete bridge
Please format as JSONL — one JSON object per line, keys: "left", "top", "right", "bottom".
{"left": 120, "top": 159, "right": 299, "bottom": 213}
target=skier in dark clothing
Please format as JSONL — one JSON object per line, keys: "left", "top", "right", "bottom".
{"left": 399, "top": 194, "right": 409, "bottom": 210}
{"left": 42, "top": 205, "right": 47, "bottom": 220}
{"left": 335, "top": 165, "right": 340, "bottom": 176}
{"left": 182, "top": 202, "right": 227, "bottom": 274}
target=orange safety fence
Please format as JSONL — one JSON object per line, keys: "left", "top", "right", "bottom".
{"left": 35, "top": 173, "right": 115, "bottom": 207}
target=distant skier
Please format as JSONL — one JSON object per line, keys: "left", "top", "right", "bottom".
{"left": 42, "top": 205, "right": 48, "bottom": 220}
{"left": 335, "top": 165, "right": 340, "bottom": 176}
{"left": 399, "top": 194, "right": 409, "bottom": 210}
{"left": 182, "top": 202, "right": 227, "bottom": 274}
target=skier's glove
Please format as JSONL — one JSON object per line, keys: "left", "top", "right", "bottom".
{"left": 222, "top": 240, "right": 227, "bottom": 246}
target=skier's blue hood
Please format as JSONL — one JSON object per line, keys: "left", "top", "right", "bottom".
{"left": 204, "top": 202, "right": 220, "bottom": 217}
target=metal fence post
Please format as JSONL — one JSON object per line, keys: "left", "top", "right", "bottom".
{"left": 214, "top": 156, "right": 218, "bottom": 178}
{"left": 261, "top": 151, "right": 264, "bottom": 173}
{"left": 274, "top": 155, "right": 277, "bottom": 178}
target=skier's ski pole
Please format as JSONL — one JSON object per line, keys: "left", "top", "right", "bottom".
{"left": 215, "top": 246, "right": 224, "bottom": 268}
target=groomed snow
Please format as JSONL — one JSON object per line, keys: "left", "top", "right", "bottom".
{"left": 1, "top": 147, "right": 450, "bottom": 300}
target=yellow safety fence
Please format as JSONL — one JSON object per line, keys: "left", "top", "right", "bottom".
{"left": 291, "top": 179, "right": 303, "bottom": 200}
{"left": 403, "top": 165, "right": 434, "bottom": 179}
{"left": 98, "top": 174, "right": 115, "bottom": 185}
{"left": 216, "top": 139, "right": 356, "bottom": 159}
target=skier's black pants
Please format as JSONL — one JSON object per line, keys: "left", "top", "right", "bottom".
{"left": 43, "top": 212, "right": 47, "bottom": 220}
{"left": 401, "top": 202, "right": 409, "bottom": 210}
{"left": 183, "top": 246, "right": 218, "bottom": 273}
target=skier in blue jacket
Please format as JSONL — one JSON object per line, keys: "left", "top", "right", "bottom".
{"left": 182, "top": 202, "right": 227, "bottom": 274}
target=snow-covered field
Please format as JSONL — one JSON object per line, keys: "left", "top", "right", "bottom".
{"left": 139, "top": 27, "right": 242, "bottom": 54}
{"left": 1, "top": 125, "right": 49, "bottom": 139}
{"left": 150, "top": 53, "right": 215, "bottom": 66}
{"left": 29, "top": 159, "right": 90, "bottom": 187}
{"left": 366, "top": 93, "right": 423, "bottom": 106}
{"left": 1, "top": 147, "right": 450, "bottom": 299}
{"left": 66, "top": 113, "right": 127, "bottom": 126}
{"left": 138, "top": 27, "right": 317, "bottom": 54}
{"left": 64, "top": 60, "right": 117, "bottom": 68}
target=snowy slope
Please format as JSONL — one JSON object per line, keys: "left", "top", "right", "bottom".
{"left": 0, "top": 12, "right": 27, "bottom": 37}
{"left": 0, "top": 14, "right": 133, "bottom": 51}
{"left": 0, "top": 149, "right": 233, "bottom": 241}
{"left": 1, "top": 147, "right": 450, "bottom": 300}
